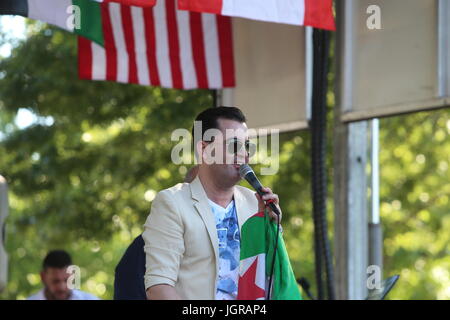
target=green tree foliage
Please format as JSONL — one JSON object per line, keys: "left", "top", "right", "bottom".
{"left": 0, "top": 23, "right": 212, "bottom": 299}
{"left": 379, "top": 111, "right": 450, "bottom": 299}
{"left": 0, "top": 22, "right": 448, "bottom": 300}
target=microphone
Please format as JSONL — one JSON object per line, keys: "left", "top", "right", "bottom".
{"left": 239, "top": 164, "right": 280, "bottom": 216}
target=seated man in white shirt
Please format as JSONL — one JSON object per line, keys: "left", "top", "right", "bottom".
{"left": 27, "top": 250, "right": 99, "bottom": 300}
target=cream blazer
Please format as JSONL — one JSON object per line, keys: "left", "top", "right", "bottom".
{"left": 143, "top": 176, "right": 259, "bottom": 300}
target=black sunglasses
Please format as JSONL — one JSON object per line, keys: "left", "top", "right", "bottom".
{"left": 226, "top": 138, "right": 256, "bottom": 156}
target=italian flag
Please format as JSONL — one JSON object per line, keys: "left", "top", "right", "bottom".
{"left": 179, "top": 0, "right": 336, "bottom": 30}
{"left": 0, "top": 0, "right": 154, "bottom": 46}
{"left": 238, "top": 211, "right": 302, "bottom": 300}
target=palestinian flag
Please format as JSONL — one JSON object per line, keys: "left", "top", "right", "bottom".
{"left": 238, "top": 211, "right": 302, "bottom": 300}
{"left": 178, "top": 0, "right": 336, "bottom": 30}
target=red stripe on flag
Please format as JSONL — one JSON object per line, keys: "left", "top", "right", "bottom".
{"left": 178, "top": 0, "right": 222, "bottom": 14}
{"left": 143, "top": 8, "right": 161, "bottom": 86}
{"left": 78, "top": 36, "right": 93, "bottom": 80}
{"left": 106, "top": 0, "right": 156, "bottom": 7}
{"left": 121, "top": 5, "right": 139, "bottom": 84}
{"left": 101, "top": 3, "right": 118, "bottom": 81}
{"left": 189, "top": 12, "right": 208, "bottom": 88}
{"left": 304, "top": 0, "right": 336, "bottom": 31}
{"left": 216, "top": 15, "right": 235, "bottom": 87}
{"left": 166, "top": 0, "right": 183, "bottom": 89}
{"left": 252, "top": 212, "right": 266, "bottom": 218}
{"left": 81, "top": 0, "right": 234, "bottom": 89}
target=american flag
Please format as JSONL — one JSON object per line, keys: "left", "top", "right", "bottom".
{"left": 78, "top": 0, "right": 235, "bottom": 89}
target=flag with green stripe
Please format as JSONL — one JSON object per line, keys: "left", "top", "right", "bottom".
{"left": 0, "top": 0, "right": 104, "bottom": 45}
{"left": 0, "top": 0, "right": 235, "bottom": 89}
{"left": 238, "top": 211, "right": 302, "bottom": 300}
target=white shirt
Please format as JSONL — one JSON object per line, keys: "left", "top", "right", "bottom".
{"left": 208, "top": 199, "right": 240, "bottom": 300}
{"left": 27, "top": 289, "right": 100, "bottom": 300}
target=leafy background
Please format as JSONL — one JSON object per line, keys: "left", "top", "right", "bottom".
{"left": 0, "top": 20, "right": 448, "bottom": 300}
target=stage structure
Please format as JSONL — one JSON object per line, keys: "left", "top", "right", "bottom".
{"left": 220, "top": 0, "right": 450, "bottom": 300}
{"left": 3, "top": 0, "right": 450, "bottom": 300}
{"left": 218, "top": 19, "right": 313, "bottom": 132}
{"left": 334, "top": 0, "right": 450, "bottom": 299}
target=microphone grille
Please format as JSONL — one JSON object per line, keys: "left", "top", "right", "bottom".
{"left": 239, "top": 164, "right": 253, "bottom": 179}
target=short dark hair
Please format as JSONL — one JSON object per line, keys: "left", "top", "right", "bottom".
{"left": 43, "top": 250, "right": 72, "bottom": 270}
{"left": 191, "top": 106, "right": 247, "bottom": 144}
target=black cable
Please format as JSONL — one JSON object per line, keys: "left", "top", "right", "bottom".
{"left": 311, "top": 28, "right": 335, "bottom": 300}
{"left": 318, "top": 30, "right": 335, "bottom": 301}
{"left": 267, "top": 213, "right": 280, "bottom": 300}
{"left": 311, "top": 28, "right": 325, "bottom": 301}
{"left": 297, "top": 277, "right": 316, "bottom": 300}
{"left": 212, "top": 90, "right": 218, "bottom": 107}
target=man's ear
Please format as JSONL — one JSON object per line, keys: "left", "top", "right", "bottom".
{"left": 40, "top": 270, "right": 46, "bottom": 284}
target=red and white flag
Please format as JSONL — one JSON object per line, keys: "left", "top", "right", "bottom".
{"left": 178, "top": 0, "right": 336, "bottom": 30}
{"left": 106, "top": 0, "right": 156, "bottom": 7}
{"left": 78, "top": 0, "right": 235, "bottom": 89}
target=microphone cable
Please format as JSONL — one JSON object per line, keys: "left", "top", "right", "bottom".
{"left": 266, "top": 203, "right": 281, "bottom": 300}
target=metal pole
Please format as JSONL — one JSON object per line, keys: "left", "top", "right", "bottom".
{"left": 215, "top": 89, "right": 234, "bottom": 107}
{"left": 369, "top": 119, "right": 382, "bottom": 277}
{"left": 0, "top": 175, "right": 9, "bottom": 293}
{"left": 334, "top": 0, "right": 369, "bottom": 300}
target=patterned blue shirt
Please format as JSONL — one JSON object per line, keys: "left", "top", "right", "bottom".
{"left": 208, "top": 199, "right": 240, "bottom": 300}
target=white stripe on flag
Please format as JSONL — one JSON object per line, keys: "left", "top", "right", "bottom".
{"left": 91, "top": 41, "right": 106, "bottom": 80}
{"left": 255, "top": 254, "right": 266, "bottom": 292}
{"left": 202, "top": 13, "right": 222, "bottom": 88}
{"left": 154, "top": 0, "right": 173, "bottom": 88}
{"left": 176, "top": 8, "right": 197, "bottom": 89}
{"left": 79, "top": 2, "right": 233, "bottom": 89}
{"left": 131, "top": 7, "right": 151, "bottom": 85}
{"left": 239, "top": 256, "right": 257, "bottom": 276}
{"left": 298, "top": 0, "right": 305, "bottom": 26}
{"left": 28, "top": 0, "right": 73, "bottom": 31}
{"left": 109, "top": 3, "right": 129, "bottom": 83}
{"left": 222, "top": 0, "right": 305, "bottom": 25}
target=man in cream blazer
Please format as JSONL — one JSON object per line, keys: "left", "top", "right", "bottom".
{"left": 143, "top": 107, "right": 281, "bottom": 300}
